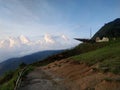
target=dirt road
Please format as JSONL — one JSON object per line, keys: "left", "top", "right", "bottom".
{"left": 18, "top": 67, "right": 68, "bottom": 90}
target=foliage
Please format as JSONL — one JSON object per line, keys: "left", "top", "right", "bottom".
{"left": 92, "top": 18, "right": 120, "bottom": 40}
{"left": 32, "top": 42, "right": 110, "bottom": 66}
{"left": 19, "top": 62, "right": 27, "bottom": 69}
{"left": 0, "top": 65, "right": 34, "bottom": 90}
{"left": 0, "top": 71, "right": 14, "bottom": 84}
{"left": 71, "top": 40, "right": 120, "bottom": 74}
{"left": 0, "top": 69, "right": 20, "bottom": 90}
{"left": 22, "top": 66, "right": 34, "bottom": 77}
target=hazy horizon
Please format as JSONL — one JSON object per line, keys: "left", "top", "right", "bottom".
{"left": 0, "top": 0, "right": 120, "bottom": 62}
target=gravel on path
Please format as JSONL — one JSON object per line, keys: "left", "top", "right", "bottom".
{"left": 18, "top": 68, "right": 68, "bottom": 90}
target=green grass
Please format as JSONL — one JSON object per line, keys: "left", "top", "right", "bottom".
{"left": 0, "top": 40, "right": 120, "bottom": 90}
{"left": 22, "top": 65, "right": 34, "bottom": 78}
{"left": 71, "top": 40, "right": 120, "bottom": 74}
{"left": 0, "top": 65, "right": 34, "bottom": 90}
{"left": 0, "top": 69, "right": 21, "bottom": 90}
{"left": 32, "top": 41, "right": 111, "bottom": 67}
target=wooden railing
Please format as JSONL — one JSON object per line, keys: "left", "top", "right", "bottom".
{"left": 14, "top": 67, "right": 27, "bottom": 90}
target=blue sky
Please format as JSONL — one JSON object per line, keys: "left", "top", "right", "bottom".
{"left": 0, "top": 0, "right": 120, "bottom": 40}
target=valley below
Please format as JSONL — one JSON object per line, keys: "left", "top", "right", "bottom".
{"left": 1, "top": 18, "right": 120, "bottom": 90}
{"left": 0, "top": 0, "right": 120, "bottom": 89}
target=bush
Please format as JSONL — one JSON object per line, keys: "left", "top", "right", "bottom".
{"left": 19, "top": 62, "right": 27, "bottom": 68}
{"left": 72, "top": 40, "right": 120, "bottom": 74}
{"left": 0, "top": 71, "right": 14, "bottom": 84}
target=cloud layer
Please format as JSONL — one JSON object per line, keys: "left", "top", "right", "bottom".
{"left": 0, "top": 34, "right": 79, "bottom": 62}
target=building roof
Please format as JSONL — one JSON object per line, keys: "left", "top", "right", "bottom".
{"left": 74, "top": 38, "right": 95, "bottom": 43}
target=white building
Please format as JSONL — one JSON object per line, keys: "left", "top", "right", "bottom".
{"left": 96, "top": 37, "right": 109, "bottom": 42}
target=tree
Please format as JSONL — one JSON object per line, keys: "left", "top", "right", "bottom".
{"left": 19, "top": 62, "right": 27, "bottom": 68}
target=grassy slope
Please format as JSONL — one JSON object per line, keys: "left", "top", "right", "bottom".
{"left": 32, "top": 42, "right": 110, "bottom": 66}
{"left": 0, "top": 66, "right": 34, "bottom": 90}
{"left": 71, "top": 40, "right": 120, "bottom": 74}
{"left": 0, "top": 40, "right": 119, "bottom": 89}
{"left": 0, "top": 69, "right": 20, "bottom": 90}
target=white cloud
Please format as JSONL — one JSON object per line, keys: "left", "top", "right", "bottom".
{"left": 8, "top": 38, "right": 16, "bottom": 47}
{"left": 19, "top": 35, "right": 30, "bottom": 44}
{"left": 0, "top": 0, "right": 83, "bottom": 41}
{"left": 61, "top": 34, "right": 69, "bottom": 41}
{"left": 44, "top": 34, "right": 55, "bottom": 44}
{"left": 0, "top": 0, "right": 82, "bottom": 62}
{"left": 0, "top": 34, "right": 79, "bottom": 62}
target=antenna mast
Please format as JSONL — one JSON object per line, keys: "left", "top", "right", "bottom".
{"left": 90, "top": 28, "right": 92, "bottom": 38}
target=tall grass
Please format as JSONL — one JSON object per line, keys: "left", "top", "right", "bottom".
{"left": 0, "top": 65, "right": 34, "bottom": 90}
{"left": 0, "top": 69, "right": 20, "bottom": 90}
{"left": 71, "top": 41, "right": 120, "bottom": 74}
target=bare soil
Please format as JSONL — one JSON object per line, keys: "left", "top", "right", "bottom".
{"left": 42, "top": 59, "right": 120, "bottom": 90}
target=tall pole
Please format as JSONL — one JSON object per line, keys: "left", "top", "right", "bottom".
{"left": 90, "top": 28, "right": 92, "bottom": 38}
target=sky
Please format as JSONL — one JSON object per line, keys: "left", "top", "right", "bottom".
{"left": 0, "top": 0, "right": 119, "bottom": 40}
{"left": 0, "top": 0, "right": 120, "bottom": 62}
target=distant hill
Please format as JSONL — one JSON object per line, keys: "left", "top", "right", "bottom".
{"left": 92, "top": 18, "right": 120, "bottom": 40}
{"left": 1, "top": 18, "right": 120, "bottom": 90}
{"left": 0, "top": 50, "right": 63, "bottom": 76}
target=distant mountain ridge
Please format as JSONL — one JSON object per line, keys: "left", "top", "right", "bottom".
{"left": 0, "top": 50, "right": 63, "bottom": 76}
{"left": 0, "top": 34, "right": 77, "bottom": 62}
{"left": 92, "top": 18, "right": 120, "bottom": 40}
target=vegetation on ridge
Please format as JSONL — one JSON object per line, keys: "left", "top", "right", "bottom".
{"left": 1, "top": 18, "right": 120, "bottom": 90}
{"left": 92, "top": 18, "right": 120, "bottom": 40}
{"left": 0, "top": 40, "right": 120, "bottom": 90}
{"left": 0, "top": 64, "right": 34, "bottom": 90}
{"left": 71, "top": 40, "right": 120, "bottom": 74}
{"left": 32, "top": 42, "right": 111, "bottom": 67}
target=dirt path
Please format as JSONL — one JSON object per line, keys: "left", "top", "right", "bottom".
{"left": 18, "top": 67, "right": 68, "bottom": 90}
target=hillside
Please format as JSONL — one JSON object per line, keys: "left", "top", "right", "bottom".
{"left": 0, "top": 40, "right": 113, "bottom": 90}
{"left": 92, "top": 18, "right": 120, "bottom": 40}
{"left": 0, "top": 18, "right": 120, "bottom": 90}
{"left": 32, "top": 42, "right": 110, "bottom": 66}
{"left": 72, "top": 40, "right": 120, "bottom": 74}
{"left": 0, "top": 50, "right": 63, "bottom": 76}
{"left": 0, "top": 40, "right": 120, "bottom": 90}
{"left": 43, "top": 40, "right": 120, "bottom": 90}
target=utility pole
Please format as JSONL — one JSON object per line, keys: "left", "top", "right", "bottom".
{"left": 90, "top": 28, "right": 92, "bottom": 38}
